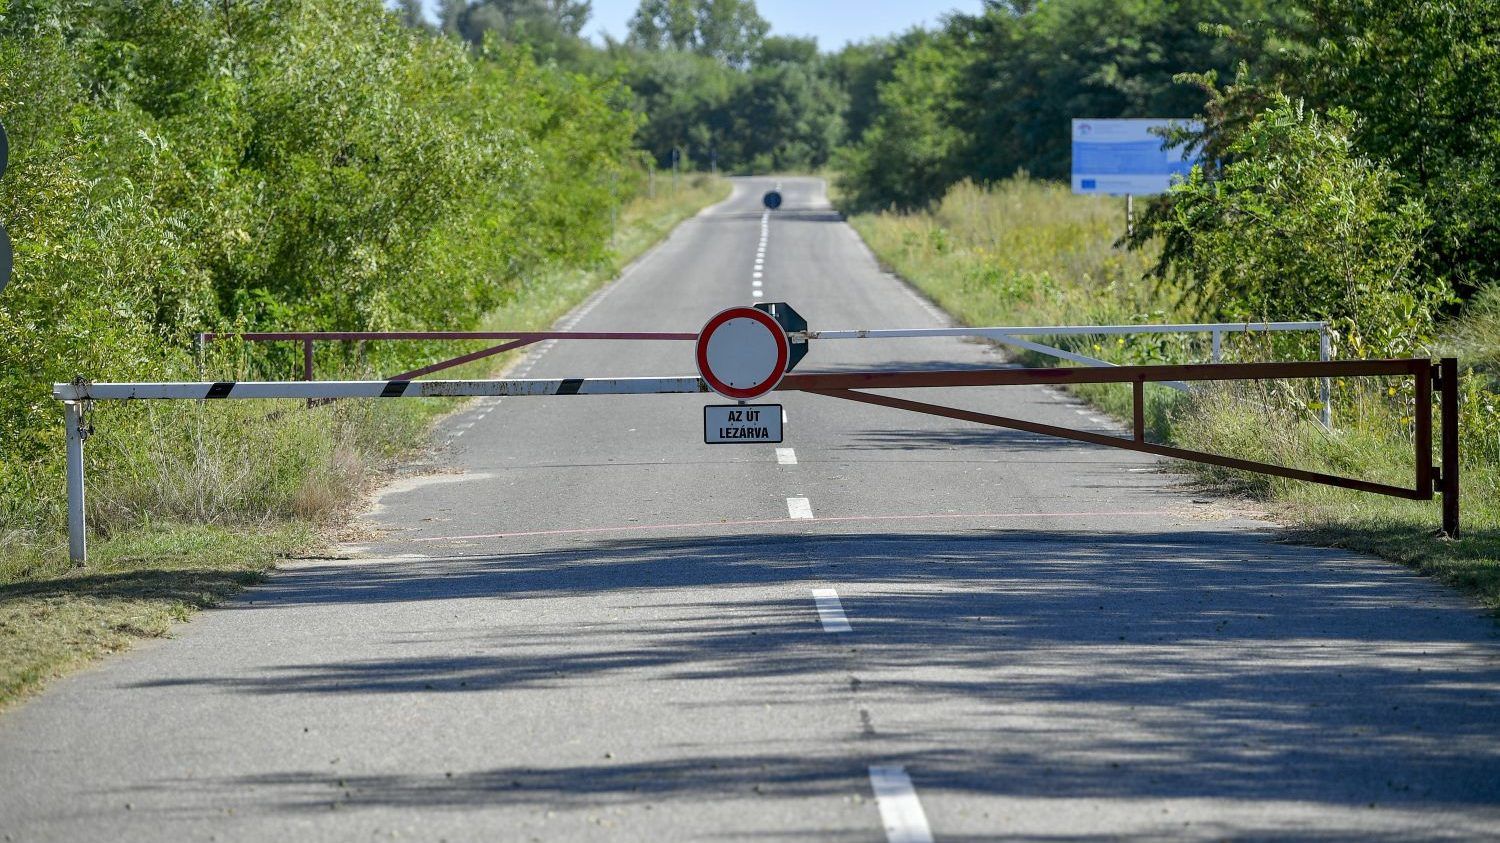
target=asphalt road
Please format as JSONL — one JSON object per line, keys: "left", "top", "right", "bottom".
{"left": 2, "top": 178, "right": 1498, "bottom": 841}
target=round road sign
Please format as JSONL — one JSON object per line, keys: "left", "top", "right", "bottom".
{"left": 696, "top": 306, "right": 790, "bottom": 400}
{"left": 762, "top": 190, "right": 782, "bottom": 210}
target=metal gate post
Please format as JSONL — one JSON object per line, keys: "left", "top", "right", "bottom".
{"left": 1439, "top": 357, "right": 1460, "bottom": 538}
{"left": 1319, "top": 326, "right": 1333, "bottom": 429}
{"left": 64, "top": 401, "right": 87, "bottom": 566}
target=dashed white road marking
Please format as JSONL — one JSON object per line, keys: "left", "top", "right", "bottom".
{"left": 782, "top": 409, "right": 788, "bottom": 423}
{"left": 776, "top": 447, "right": 797, "bottom": 465}
{"left": 752, "top": 280, "right": 763, "bottom": 288}
{"left": 786, "top": 497, "right": 814, "bottom": 519}
{"left": 811, "top": 588, "right": 851, "bottom": 632}
{"left": 869, "top": 766, "right": 934, "bottom": 843}
{"left": 753, "top": 271, "right": 763, "bottom": 279}
{"left": 752, "top": 290, "right": 764, "bottom": 298}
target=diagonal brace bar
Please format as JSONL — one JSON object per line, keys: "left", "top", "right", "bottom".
{"left": 388, "top": 338, "right": 540, "bottom": 381}
{"left": 805, "top": 388, "right": 1430, "bottom": 501}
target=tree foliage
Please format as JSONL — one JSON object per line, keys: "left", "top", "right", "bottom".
{"left": 1148, "top": 99, "right": 1447, "bottom": 354}
{"left": 441, "top": 0, "right": 595, "bottom": 63}
{"left": 0, "top": 0, "right": 636, "bottom": 512}
{"left": 835, "top": 0, "right": 1278, "bottom": 211}
{"left": 626, "top": 0, "right": 769, "bottom": 68}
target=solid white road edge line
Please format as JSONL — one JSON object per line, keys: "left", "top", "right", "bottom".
{"left": 776, "top": 447, "right": 797, "bottom": 465}
{"left": 786, "top": 497, "right": 814, "bottom": 519}
{"left": 869, "top": 766, "right": 935, "bottom": 843}
{"left": 811, "top": 588, "right": 851, "bottom": 633}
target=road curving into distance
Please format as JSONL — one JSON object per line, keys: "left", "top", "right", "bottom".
{"left": 1, "top": 177, "right": 1497, "bottom": 841}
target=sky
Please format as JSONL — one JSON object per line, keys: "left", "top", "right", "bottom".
{"left": 418, "top": 1, "right": 986, "bottom": 50}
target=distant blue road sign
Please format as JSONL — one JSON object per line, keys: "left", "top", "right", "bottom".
{"left": 1071, "top": 119, "right": 1200, "bottom": 196}
{"left": 763, "top": 190, "right": 782, "bottom": 210}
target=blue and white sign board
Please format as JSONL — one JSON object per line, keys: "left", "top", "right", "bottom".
{"left": 1071, "top": 118, "right": 1199, "bottom": 195}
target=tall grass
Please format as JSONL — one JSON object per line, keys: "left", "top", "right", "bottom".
{"left": 846, "top": 176, "right": 1500, "bottom": 610}
{"left": 853, "top": 179, "right": 1166, "bottom": 327}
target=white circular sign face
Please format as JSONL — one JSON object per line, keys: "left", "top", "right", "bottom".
{"left": 696, "top": 307, "right": 790, "bottom": 400}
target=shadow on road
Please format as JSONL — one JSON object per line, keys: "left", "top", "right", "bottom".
{"left": 121, "top": 529, "right": 1500, "bottom": 820}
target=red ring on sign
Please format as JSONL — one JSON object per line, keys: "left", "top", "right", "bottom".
{"left": 695, "top": 306, "right": 790, "bottom": 400}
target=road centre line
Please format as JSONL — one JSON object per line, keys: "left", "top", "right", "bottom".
{"left": 776, "top": 447, "right": 797, "bottom": 465}
{"left": 869, "top": 766, "right": 934, "bottom": 843}
{"left": 786, "top": 497, "right": 814, "bottom": 519}
{"left": 409, "top": 509, "right": 1177, "bottom": 543}
{"left": 811, "top": 588, "right": 852, "bottom": 632}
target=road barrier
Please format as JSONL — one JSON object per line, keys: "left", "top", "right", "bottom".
{"left": 55, "top": 354, "right": 1460, "bottom": 565}
{"left": 200, "top": 320, "right": 1331, "bottom": 421}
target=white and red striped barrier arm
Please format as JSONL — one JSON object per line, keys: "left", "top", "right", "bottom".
{"left": 53, "top": 377, "right": 710, "bottom": 401}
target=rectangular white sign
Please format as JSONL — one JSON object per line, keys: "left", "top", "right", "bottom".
{"left": 704, "top": 404, "right": 783, "bottom": 444}
{"left": 1071, "top": 118, "right": 1200, "bottom": 196}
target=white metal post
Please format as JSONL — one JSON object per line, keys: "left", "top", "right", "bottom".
{"left": 64, "top": 401, "right": 87, "bottom": 566}
{"left": 1319, "top": 326, "right": 1333, "bottom": 429}
{"left": 1211, "top": 330, "right": 1222, "bottom": 363}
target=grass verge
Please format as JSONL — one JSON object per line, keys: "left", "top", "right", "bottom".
{"left": 0, "top": 175, "right": 731, "bottom": 709}
{"left": 845, "top": 177, "right": 1500, "bottom": 613}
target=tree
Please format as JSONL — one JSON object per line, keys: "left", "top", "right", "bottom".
{"left": 443, "top": 0, "right": 594, "bottom": 64}
{"left": 828, "top": 34, "right": 923, "bottom": 146}
{"left": 954, "top": 0, "right": 1280, "bottom": 183}
{"left": 626, "top": 0, "right": 769, "bottom": 68}
{"left": 730, "top": 59, "right": 846, "bottom": 172}
{"left": 394, "top": 0, "right": 428, "bottom": 29}
{"left": 834, "top": 32, "right": 970, "bottom": 210}
{"left": 1281, "top": 0, "right": 1500, "bottom": 300}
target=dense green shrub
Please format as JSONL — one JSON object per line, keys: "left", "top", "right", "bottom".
{"left": 1146, "top": 98, "right": 1449, "bottom": 357}
{"left": 0, "top": 0, "right": 637, "bottom": 543}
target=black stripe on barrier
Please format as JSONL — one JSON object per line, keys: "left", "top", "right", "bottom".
{"left": 556, "top": 378, "right": 584, "bottom": 395}
{"left": 381, "top": 381, "right": 410, "bottom": 398}
{"left": 206, "top": 382, "right": 235, "bottom": 399}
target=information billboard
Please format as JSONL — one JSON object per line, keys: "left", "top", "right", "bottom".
{"left": 1071, "top": 118, "right": 1200, "bottom": 196}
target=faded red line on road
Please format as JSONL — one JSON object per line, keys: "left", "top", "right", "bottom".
{"left": 408, "top": 509, "right": 1177, "bottom": 543}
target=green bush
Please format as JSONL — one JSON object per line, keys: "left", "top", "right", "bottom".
{"left": 1146, "top": 98, "right": 1450, "bottom": 359}
{"left": 0, "top": 0, "right": 638, "bottom": 547}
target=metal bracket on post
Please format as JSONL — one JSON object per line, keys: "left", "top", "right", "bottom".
{"left": 64, "top": 394, "right": 92, "bottom": 566}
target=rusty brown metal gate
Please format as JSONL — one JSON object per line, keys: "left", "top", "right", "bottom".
{"left": 776, "top": 358, "right": 1462, "bottom": 538}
